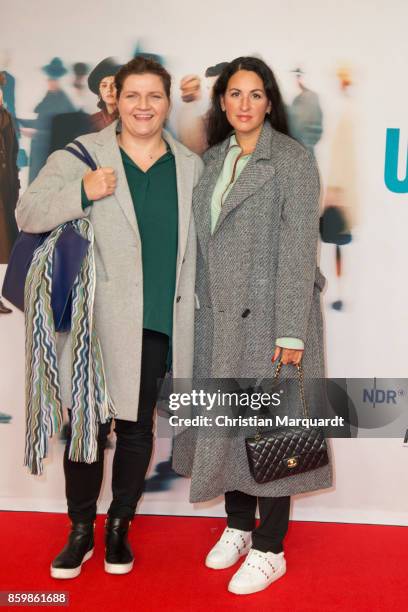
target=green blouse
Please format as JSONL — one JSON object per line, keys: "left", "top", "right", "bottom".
{"left": 121, "top": 147, "right": 178, "bottom": 338}
{"left": 82, "top": 146, "right": 178, "bottom": 338}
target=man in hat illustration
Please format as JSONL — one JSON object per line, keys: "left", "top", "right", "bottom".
{"left": 19, "top": 57, "right": 75, "bottom": 183}
{"left": 69, "top": 62, "right": 94, "bottom": 113}
{"left": 0, "top": 50, "right": 28, "bottom": 168}
{"left": 177, "top": 62, "right": 229, "bottom": 154}
{"left": 132, "top": 42, "right": 164, "bottom": 65}
{"left": 287, "top": 67, "right": 323, "bottom": 156}
{"left": 49, "top": 62, "right": 96, "bottom": 154}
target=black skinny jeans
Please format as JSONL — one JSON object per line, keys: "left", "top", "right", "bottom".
{"left": 64, "top": 329, "right": 169, "bottom": 523}
{"left": 225, "top": 490, "right": 290, "bottom": 554}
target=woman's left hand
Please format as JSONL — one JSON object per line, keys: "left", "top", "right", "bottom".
{"left": 272, "top": 346, "right": 303, "bottom": 366}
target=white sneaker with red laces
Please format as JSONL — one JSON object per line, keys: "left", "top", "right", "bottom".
{"left": 205, "top": 527, "right": 252, "bottom": 570}
{"left": 228, "top": 548, "right": 286, "bottom": 595}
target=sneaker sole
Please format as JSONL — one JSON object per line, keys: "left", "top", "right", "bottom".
{"left": 228, "top": 565, "right": 286, "bottom": 595}
{"left": 50, "top": 548, "right": 94, "bottom": 579}
{"left": 104, "top": 560, "right": 134, "bottom": 575}
{"left": 205, "top": 543, "right": 252, "bottom": 570}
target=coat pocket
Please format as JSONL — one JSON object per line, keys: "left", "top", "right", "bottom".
{"left": 94, "top": 240, "right": 110, "bottom": 282}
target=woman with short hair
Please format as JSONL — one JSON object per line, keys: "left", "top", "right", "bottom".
{"left": 17, "top": 56, "right": 202, "bottom": 579}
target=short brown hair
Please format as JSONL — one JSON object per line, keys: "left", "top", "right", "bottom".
{"left": 115, "top": 57, "right": 171, "bottom": 99}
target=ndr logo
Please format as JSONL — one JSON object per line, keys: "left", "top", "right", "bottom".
{"left": 384, "top": 129, "right": 408, "bottom": 193}
{"left": 363, "top": 388, "right": 400, "bottom": 404}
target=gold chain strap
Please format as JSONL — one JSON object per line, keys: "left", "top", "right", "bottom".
{"left": 254, "top": 361, "right": 309, "bottom": 440}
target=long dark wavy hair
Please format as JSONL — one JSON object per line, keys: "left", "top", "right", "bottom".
{"left": 207, "top": 56, "right": 289, "bottom": 147}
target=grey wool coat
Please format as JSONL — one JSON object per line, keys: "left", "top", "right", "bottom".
{"left": 172, "top": 121, "right": 333, "bottom": 501}
{"left": 16, "top": 120, "right": 204, "bottom": 421}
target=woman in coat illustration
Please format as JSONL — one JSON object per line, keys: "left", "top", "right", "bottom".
{"left": 0, "top": 71, "right": 19, "bottom": 317}
{"left": 321, "top": 65, "right": 356, "bottom": 311}
{"left": 88, "top": 57, "right": 121, "bottom": 132}
{"left": 0, "top": 72, "right": 19, "bottom": 265}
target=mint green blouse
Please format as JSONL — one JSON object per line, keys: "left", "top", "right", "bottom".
{"left": 210, "top": 134, "right": 304, "bottom": 351}
{"left": 211, "top": 134, "right": 251, "bottom": 233}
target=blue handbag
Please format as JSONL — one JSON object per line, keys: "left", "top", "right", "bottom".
{"left": 2, "top": 140, "right": 97, "bottom": 332}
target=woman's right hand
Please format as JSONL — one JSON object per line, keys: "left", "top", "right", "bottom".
{"left": 83, "top": 168, "right": 116, "bottom": 201}
{"left": 272, "top": 346, "right": 303, "bottom": 366}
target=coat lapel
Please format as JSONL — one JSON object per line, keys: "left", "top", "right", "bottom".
{"left": 194, "top": 154, "right": 224, "bottom": 262}
{"left": 212, "top": 122, "right": 276, "bottom": 235}
{"left": 163, "top": 129, "right": 195, "bottom": 287}
{"left": 93, "top": 122, "right": 140, "bottom": 238}
{"left": 212, "top": 159, "right": 275, "bottom": 235}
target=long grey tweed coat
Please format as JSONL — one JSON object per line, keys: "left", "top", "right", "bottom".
{"left": 172, "top": 121, "right": 333, "bottom": 502}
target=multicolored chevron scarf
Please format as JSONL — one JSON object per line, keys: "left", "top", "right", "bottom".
{"left": 24, "top": 219, "right": 116, "bottom": 475}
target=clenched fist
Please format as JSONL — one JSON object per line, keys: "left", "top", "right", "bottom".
{"left": 83, "top": 167, "right": 116, "bottom": 201}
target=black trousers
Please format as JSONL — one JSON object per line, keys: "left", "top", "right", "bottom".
{"left": 64, "top": 329, "right": 169, "bottom": 523}
{"left": 225, "top": 490, "right": 290, "bottom": 554}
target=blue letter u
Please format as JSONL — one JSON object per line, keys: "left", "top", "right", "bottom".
{"left": 384, "top": 129, "right": 408, "bottom": 193}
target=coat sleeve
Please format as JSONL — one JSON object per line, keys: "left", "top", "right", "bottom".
{"left": 15, "top": 149, "right": 90, "bottom": 233}
{"left": 274, "top": 149, "right": 321, "bottom": 343}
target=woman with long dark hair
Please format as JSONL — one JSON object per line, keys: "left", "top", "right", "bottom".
{"left": 173, "top": 57, "right": 332, "bottom": 595}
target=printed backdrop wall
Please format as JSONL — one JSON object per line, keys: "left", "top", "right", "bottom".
{"left": 1, "top": 0, "right": 407, "bottom": 525}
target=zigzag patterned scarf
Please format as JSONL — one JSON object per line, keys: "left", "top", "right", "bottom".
{"left": 24, "top": 219, "right": 116, "bottom": 475}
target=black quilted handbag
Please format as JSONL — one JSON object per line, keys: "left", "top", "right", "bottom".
{"left": 245, "top": 362, "right": 329, "bottom": 484}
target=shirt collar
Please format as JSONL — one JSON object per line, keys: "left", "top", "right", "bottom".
{"left": 120, "top": 144, "right": 173, "bottom": 171}
{"left": 227, "top": 133, "right": 240, "bottom": 151}
{"left": 227, "top": 133, "right": 251, "bottom": 158}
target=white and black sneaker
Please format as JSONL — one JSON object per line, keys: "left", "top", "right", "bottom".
{"left": 228, "top": 548, "right": 286, "bottom": 594}
{"left": 205, "top": 527, "right": 252, "bottom": 570}
{"left": 50, "top": 522, "right": 94, "bottom": 579}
